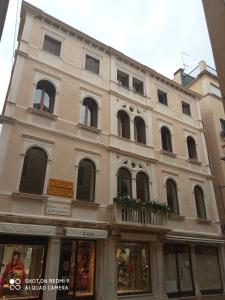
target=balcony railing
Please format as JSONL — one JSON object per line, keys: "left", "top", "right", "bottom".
{"left": 110, "top": 203, "right": 168, "bottom": 227}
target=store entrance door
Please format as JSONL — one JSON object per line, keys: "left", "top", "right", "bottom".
{"left": 57, "top": 239, "right": 96, "bottom": 300}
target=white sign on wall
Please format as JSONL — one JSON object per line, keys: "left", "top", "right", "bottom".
{"left": 66, "top": 227, "right": 108, "bottom": 239}
{"left": 46, "top": 202, "right": 71, "bottom": 216}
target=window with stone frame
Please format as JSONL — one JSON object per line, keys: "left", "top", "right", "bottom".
{"left": 33, "top": 80, "right": 56, "bottom": 113}
{"left": 166, "top": 179, "right": 179, "bottom": 214}
{"left": 85, "top": 54, "right": 100, "bottom": 74}
{"left": 117, "top": 70, "right": 129, "bottom": 88}
{"left": 43, "top": 35, "right": 61, "bottom": 56}
{"left": 157, "top": 89, "right": 167, "bottom": 105}
{"left": 81, "top": 97, "right": 98, "bottom": 128}
{"left": 182, "top": 101, "right": 191, "bottom": 116}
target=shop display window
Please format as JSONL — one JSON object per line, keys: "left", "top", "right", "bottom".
{"left": 116, "top": 242, "right": 151, "bottom": 295}
{"left": 58, "top": 240, "right": 95, "bottom": 299}
{"left": 195, "top": 246, "right": 222, "bottom": 294}
{"left": 0, "top": 244, "right": 45, "bottom": 299}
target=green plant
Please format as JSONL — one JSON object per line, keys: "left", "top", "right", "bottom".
{"left": 113, "top": 195, "right": 171, "bottom": 215}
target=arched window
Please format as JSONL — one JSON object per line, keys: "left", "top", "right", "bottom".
{"left": 194, "top": 186, "right": 206, "bottom": 219}
{"left": 33, "top": 80, "right": 55, "bottom": 113}
{"left": 136, "top": 172, "right": 149, "bottom": 202}
{"left": 117, "top": 167, "right": 132, "bottom": 197}
{"left": 134, "top": 116, "right": 146, "bottom": 144}
{"left": 76, "top": 159, "right": 96, "bottom": 201}
{"left": 19, "top": 147, "right": 47, "bottom": 194}
{"left": 117, "top": 111, "right": 130, "bottom": 139}
{"left": 161, "top": 126, "right": 173, "bottom": 152}
{"left": 81, "top": 97, "right": 98, "bottom": 128}
{"left": 187, "top": 136, "right": 197, "bottom": 159}
{"left": 166, "top": 179, "right": 179, "bottom": 214}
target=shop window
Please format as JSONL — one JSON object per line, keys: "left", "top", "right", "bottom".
{"left": 117, "top": 110, "right": 130, "bottom": 139}
{"left": 134, "top": 116, "right": 146, "bottom": 144}
{"left": 19, "top": 147, "right": 47, "bottom": 195}
{"left": 117, "top": 70, "right": 129, "bottom": 88}
{"left": 85, "top": 54, "right": 100, "bottom": 74}
{"left": 195, "top": 246, "right": 222, "bottom": 294}
{"left": 132, "top": 78, "right": 144, "bottom": 95}
{"left": 164, "top": 244, "right": 194, "bottom": 297}
{"left": 187, "top": 136, "right": 197, "bottom": 160}
{"left": 182, "top": 101, "right": 191, "bottom": 116}
{"left": 76, "top": 159, "right": 95, "bottom": 202}
{"left": 161, "top": 126, "right": 173, "bottom": 152}
{"left": 194, "top": 186, "right": 206, "bottom": 219}
{"left": 43, "top": 35, "right": 61, "bottom": 56}
{"left": 33, "top": 80, "right": 56, "bottom": 113}
{"left": 117, "top": 242, "right": 151, "bottom": 295}
{"left": 136, "top": 172, "right": 149, "bottom": 202}
{"left": 81, "top": 97, "right": 98, "bottom": 128}
{"left": 166, "top": 179, "right": 179, "bottom": 214}
{"left": 58, "top": 240, "right": 96, "bottom": 299}
{"left": 0, "top": 243, "right": 46, "bottom": 299}
{"left": 117, "top": 167, "right": 132, "bottom": 197}
{"left": 157, "top": 89, "right": 167, "bottom": 105}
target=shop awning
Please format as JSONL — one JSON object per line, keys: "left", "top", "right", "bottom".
{"left": 0, "top": 222, "right": 56, "bottom": 236}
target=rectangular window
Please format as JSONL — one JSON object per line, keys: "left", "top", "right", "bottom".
{"left": 0, "top": 243, "right": 45, "bottom": 299}
{"left": 117, "top": 242, "right": 151, "bottom": 295}
{"left": 195, "top": 246, "right": 222, "bottom": 294}
{"left": 157, "top": 89, "right": 167, "bottom": 105}
{"left": 43, "top": 35, "right": 61, "bottom": 56}
{"left": 220, "top": 118, "right": 225, "bottom": 132}
{"left": 132, "top": 78, "right": 144, "bottom": 95}
{"left": 117, "top": 70, "right": 129, "bottom": 88}
{"left": 85, "top": 55, "right": 100, "bottom": 74}
{"left": 182, "top": 101, "right": 191, "bottom": 116}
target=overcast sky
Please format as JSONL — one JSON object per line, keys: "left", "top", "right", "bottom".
{"left": 0, "top": 0, "right": 215, "bottom": 111}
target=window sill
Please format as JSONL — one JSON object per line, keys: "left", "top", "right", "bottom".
{"left": 132, "top": 90, "right": 145, "bottom": 97}
{"left": 12, "top": 192, "right": 48, "bottom": 201}
{"left": 78, "top": 123, "right": 101, "bottom": 134}
{"left": 84, "top": 68, "right": 101, "bottom": 77}
{"left": 169, "top": 213, "right": 185, "bottom": 221}
{"left": 72, "top": 199, "right": 100, "bottom": 208}
{"left": 160, "top": 150, "right": 177, "bottom": 157}
{"left": 28, "top": 107, "right": 58, "bottom": 120}
{"left": 117, "top": 82, "right": 129, "bottom": 90}
{"left": 196, "top": 218, "right": 212, "bottom": 225}
{"left": 187, "top": 159, "right": 202, "bottom": 166}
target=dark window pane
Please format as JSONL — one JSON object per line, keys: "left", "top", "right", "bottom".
{"left": 194, "top": 186, "right": 206, "bottom": 219}
{"left": 43, "top": 35, "right": 61, "bottom": 56}
{"left": 161, "top": 126, "right": 172, "bottom": 152}
{"left": 19, "top": 147, "right": 47, "bottom": 194}
{"left": 182, "top": 101, "right": 191, "bottom": 116}
{"left": 187, "top": 136, "right": 197, "bottom": 159}
{"left": 136, "top": 172, "right": 149, "bottom": 202}
{"left": 76, "top": 159, "right": 95, "bottom": 201}
{"left": 82, "top": 98, "right": 98, "bottom": 128}
{"left": 158, "top": 90, "right": 167, "bottom": 105}
{"left": 220, "top": 118, "right": 225, "bottom": 132}
{"left": 117, "top": 111, "right": 130, "bottom": 139}
{"left": 117, "top": 168, "right": 132, "bottom": 197}
{"left": 117, "top": 70, "right": 129, "bottom": 88}
{"left": 166, "top": 179, "right": 179, "bottom": 214}
{"left": 132, "top": 78, "right": 144, "bottom": 95}
{"left": 134, "top": 116, "right": 146, "bottom": 144}
{"left": 85, "top": 55, "right": 99, "bottom": 74}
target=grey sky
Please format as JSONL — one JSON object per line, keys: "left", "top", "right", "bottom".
{"left": 0, "top": 0, "right": 214, "bottom": 111}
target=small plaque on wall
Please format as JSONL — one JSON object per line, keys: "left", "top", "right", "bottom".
{"left": 47, "top": 178, "right": 74, "bottom": 198}
{"left": 46, "top": 202, "right": 71, "bottom": 216}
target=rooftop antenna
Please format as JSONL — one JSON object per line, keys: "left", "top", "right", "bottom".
{"left": 181, "top": 51, "right": 191, "bottom": 74}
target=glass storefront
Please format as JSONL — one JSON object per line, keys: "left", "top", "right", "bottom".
{"left": 195, "top": 246, "right": 222, "bottom": 294}
{"left": 116, "top": 242, "right": 151, "bottom": 295}
{"left": 57, "top": 240, "right": 95, "bottom": 300}
{"left": 0, "top": 236, "right": 47, "bottom": 300}
{"left": 164, "top": 244, "right": 194, "bottom": 298}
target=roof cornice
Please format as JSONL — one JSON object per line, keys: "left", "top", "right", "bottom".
{"left": 21, "top": 1, "right": 201, "bottom": 100}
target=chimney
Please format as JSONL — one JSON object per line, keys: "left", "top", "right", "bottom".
{"left": 173, "top": 68, "right": 184, "bottom": 85}
{"left": 199, "top": 60, "right": 207, "bottom": 73}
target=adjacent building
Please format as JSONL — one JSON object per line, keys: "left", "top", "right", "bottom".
{"left": 174, "top": 61, "right": 225, "bottom": 231}
{"left": 0, "top": 0, "right": 9, "bottom": 41}
{"left": 0, "top": 2, "right": 224, "bottom": 300}
{"left": 202, "top": 0, "right": 225, "bottom": 106}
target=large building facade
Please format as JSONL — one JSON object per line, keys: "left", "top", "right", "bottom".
{"left": 0, "top": 2, "right": 224, "bottom": 300}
